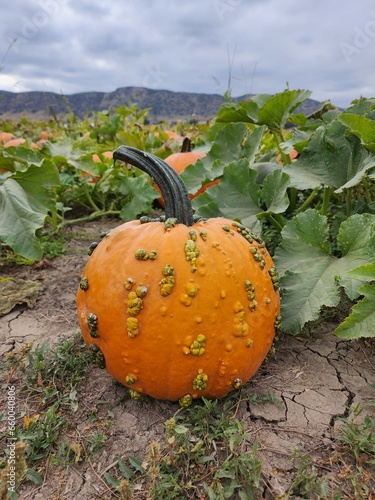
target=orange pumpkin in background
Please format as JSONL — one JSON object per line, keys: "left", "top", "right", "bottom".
{"left": 76, "top": 146, "right": 281, "bottom": 405}
{"left": 92, "top": 151, "right": 113, "bottom": 163}
{"left": 3, "top": 138, "right": 26, "bottom": 148}
{"left": 165, "top": 129, "right": 184, "bottom": 141}
{"left": 157, "top": 137, "right": 218, "bottom": 206}
{"left": 81, "top": 151, "right": 113, "bottom": 183}
{"left": 0, "top": 132, "right": 15, "bottom": 144}
{"left": 276, "top": 148, "right": 299, "bottom": 164}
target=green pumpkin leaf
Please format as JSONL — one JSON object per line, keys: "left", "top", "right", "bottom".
{"left": 335, "top": 214, "right": 375, "bottom": 299}
{"left": 192, "top": 159, "right": 261, "bottom": 229}
{"left": 252, "top": 89, "right": 312, "bottom": 130}
{"left": 338, "top": 112, "right": 375, "bottom": 153}
{"left": 0, "top": 160, "right": 60, "bottom": 260}
{"left": 334, "top": 284, "right": 375, "bottom": 339}
{"left": 47, "top": 137, "right": 75, "bottom": 159}
{"left": 69, "top": 153, "right": 101, "bottom": 176}
{"left": 347, "top": 262, "right": 375, "bottom": 281}
{"left": 12, "top": 159, "right": 60, "bottom": 213}
{"left": 260, "top": 169, "right": 290, "bottom": 214}
{"left": 274, "top": 211, "right": 375, "bottom": 334}
{"left": 0, "top": 146, "right": 45, "bottom": 171}
{"left": 216, "top": 101, "right": 259, "bottom": 123}
{"left": 119, "top": 175, "right": 158, "bottom": 221}
{"left": 242, "top": 125, "right": 268, "bottom": 165}
{"left": 284, "top": 121, "right": 369, "bottom": 190}
{"left": 216, "top": 89, "right": 311, "bottom": 131}
{"left": 181, "top": 123, "right": 249, "bottom": 194}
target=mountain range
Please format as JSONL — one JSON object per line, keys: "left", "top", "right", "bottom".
{"left": 0, "top": 86, "right": 322, "bottom": 122}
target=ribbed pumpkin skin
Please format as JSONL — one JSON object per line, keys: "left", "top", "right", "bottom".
{"left": 76, "top": 217, "right": 280, "bottom": 401}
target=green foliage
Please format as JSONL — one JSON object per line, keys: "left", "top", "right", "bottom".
{"left": 337, "top": 404, "right": 375, "bottom": 463}
{"left": 334, "top": 262, "right": 375, "bottom": 339}
{"left": 187, "top": 88, "right": 375, "bottom": 339}
{"left": 273, "top": 212, "right": 375, "bottom": 333}
{"left": 104, "top": 395, "right": 265, "bottom": 498}
{"left": 0, "top": 105, "right": 163, "bottom": 260}
{"left": 0, "top": 154, "right": 60, "bottom": 259}
{"left": 1, "top": 336, "right": 95, "bottom": 467}
{"left": 1, "top": 92, "right": 375, "bottom": 339}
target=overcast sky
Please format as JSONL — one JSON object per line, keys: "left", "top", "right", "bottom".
{"left": 0, "top": 0, "right": 374, "bottom": 108}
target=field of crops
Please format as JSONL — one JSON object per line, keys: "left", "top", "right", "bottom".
{"left": 1, "top": 88, "right": 374, "bottom": 498}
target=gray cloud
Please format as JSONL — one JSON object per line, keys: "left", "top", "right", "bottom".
{"left": 1, "top": 0, "right": 375, "bottom": 108}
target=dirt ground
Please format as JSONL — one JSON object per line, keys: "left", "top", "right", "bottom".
{"left": 1, "top": 220, "right": 374, "bottom": 499}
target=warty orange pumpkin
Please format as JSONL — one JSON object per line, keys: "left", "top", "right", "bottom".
{"left": 76, "top": 146, "right": 281, "bottom": 405}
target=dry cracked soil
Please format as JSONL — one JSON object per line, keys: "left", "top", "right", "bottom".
{"left": 0, "top": 220, "right": 374, "bottom": 499}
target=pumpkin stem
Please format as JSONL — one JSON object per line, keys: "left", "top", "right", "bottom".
{"left": 113, "top": 146, "right": 194, "bottom": 226}
{"left": 180, "top": 137, "right": 192, "bottom": 153}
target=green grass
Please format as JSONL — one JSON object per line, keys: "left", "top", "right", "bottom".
{"left": 1, "top": 337, "right": 374, "bottom": 498}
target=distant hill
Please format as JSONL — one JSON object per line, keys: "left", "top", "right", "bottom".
{"left": 0, "top": 86, "right": 322, "bottom": 122}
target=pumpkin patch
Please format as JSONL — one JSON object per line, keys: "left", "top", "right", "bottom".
{"left": 76, "top": 146, "right": 280, "bottom": 404}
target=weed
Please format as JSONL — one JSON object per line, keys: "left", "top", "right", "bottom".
{"left": 40, "top": 232, "right": 68, "bottom": 259}
{"left": 105, "top": 395, "right": 264, "bottom": 498}
{"left": 336, "top": 404, "right": 375, "bottom": 464}
{"left": 284, "top": 402, "right": 375, "bottom": 499}
{"left": 286, "top": 451, "right": 341, "bottom": 499}
{"left": 86, "top": 432, "right": 107, "bottom": 455}
{"left": 0, "top": 335, "right": 97, "bottom": 489}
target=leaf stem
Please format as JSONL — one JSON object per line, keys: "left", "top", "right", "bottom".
{"left": 287, "top": 187, "right": 298, "bottom": 213}
{"left": 82, "top": 182, "right": 102, "bottom": 212}
{"left": 320, "top": 187, "right": 332, "bottom": 216}
{"left": 58, "top": 210, "right": 120, "bottom": 228}
{"left": 296, "top": 186, "right": 320, "bottom": 213}
{"left": 346, "top": 188, "right": 352, "bottom": 217}
{"left": 362, "top": 177, "right": 372, "bottom": 204}
{"left": 265, "top": 214, "right": 284, "bottom": 232}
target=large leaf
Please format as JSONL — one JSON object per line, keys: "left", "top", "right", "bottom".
{"left": 333, "top": 284, "right": 375, "bottom": 339}
{"left": 216, "top": 89, "right": 311, "bottom": 131}
{"left": 284, "top": 121, "right": 375, "bottom": 191}
{"left": 47, "top": 137, "right": 102, "bottom": 175}
{"left": 0, "top": 160, "right": 60, "bottom": 260}
{"left": 181, "top": 123, "right": 249, "bottom": 194}
{"left": 333, "top": 261, "right": 375, "bottom": 339}
{"left": 119, "top": 176, "right": 158, "bottom": 221}
{"left": 260, "top": 170, "right": 290, "bottom": 215}
{"left": 0, "top": 179, "right": 47, "bottom": 259}
{"left": 0, "top": 146, "right": 45, "bottom": 171}
{"left": 273, "top": 210, "right": 375, "bottom": 334}
{"left": 192, "top": 159, "right": 262, "bottom": 229}
{"left": 12, "top": 160, "right": 60, "bottom": 213}
{"left": 252, "top": 89, "right": 312, "bottom": 130}
{"left": 334, "top": 149, "right": 375, "bottom": 193}
{"left": 338, "top": 113, "right": 375, "bottom": 153}
{"left": 215, "top": 101, "right": 259, "bottom": 124}
{"left": 346, "top": 262, "right": 375, "bottom": 282}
